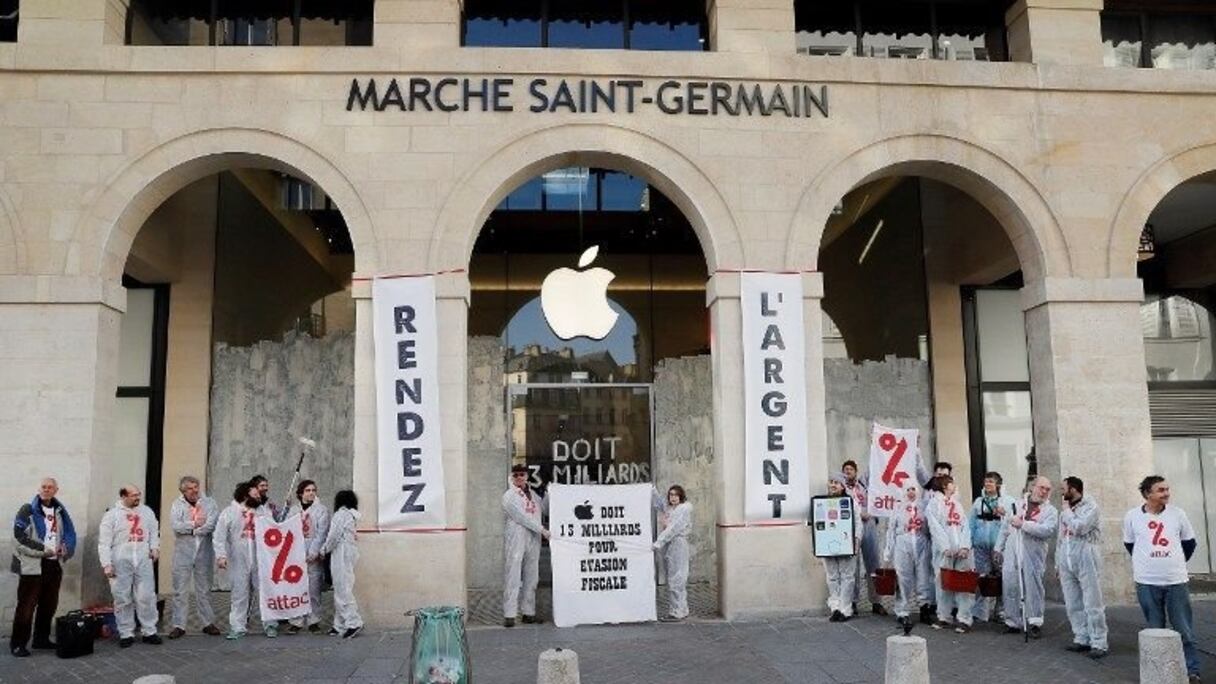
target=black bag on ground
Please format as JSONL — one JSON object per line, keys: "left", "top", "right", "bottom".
{"left": 56, "top": 611, "right": 95, "bottom": 659}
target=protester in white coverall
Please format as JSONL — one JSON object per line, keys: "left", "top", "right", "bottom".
{"left": 823, "top": 475, "right": 860, "bottom": 622}
{"left": 924, "top": 475, "right": 975, "bottom": 633}
{"left": 652, "top": 484, "right": 692, "bottom": 622}
{"left": 1058, "top": 476, "right": 1109, "bottom": 658}
{"left": 286, "top": 479, "right": 331, "bottom": 633}
{"left": 502, "top": 464, "right": 550, "bottom": 627}
{"left": 884, "top": 482, "right": 928, "bottom": 632}
{"left": 915, "top": 458, "right": 952, "bottom": 623}
{"left": 842, "top": 460, "right": 886, "bottom": 616}
{"left": 323, "top": 490, "right": 362, "bottom": 638}
{"left": 997, "top": 475, "right": 1059, "bottom": 638}
{"left": 968, "top": 471, "right": 1015, "bottom": 623}
{"left": 168, "top": 475, "right": 220, "bottom": 639}
{"left": 214, "top": 481, "right": 272, "bottom": 640}
{"left": 98, "top": 484, "right": 162, "bottom": 647}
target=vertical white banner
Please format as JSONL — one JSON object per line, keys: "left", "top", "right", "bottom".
{"left": 254, "top": 514, "right": 310, "bottom": 621}
{"left": 866, "top": 423, "right": 919, "bottom": 519}
{"left": 373, "top": 276, "right": 447, "bottom": 529}
{"left": 549, "top": 484, "right": 656, "bottom": 627}
{"left": 741, "top": 272, "right": 810, "bottom": 523}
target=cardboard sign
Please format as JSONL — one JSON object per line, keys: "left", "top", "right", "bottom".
{"left": 373, "top": 276, "right": 447, "bottom": 529}
{"left": 548, "top": 484, "right": 656, "bottom": 627}
{"left": 810, "top": 495, "right": 857, "bottom": 558}
{"left": 866, "top": 423, "right": 919, "bottom": 519}
{"left": 254, "top": 513, "right": 310, "bottom": 621}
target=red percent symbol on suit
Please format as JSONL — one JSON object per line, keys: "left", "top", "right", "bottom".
{"left": 263, "top": 528, "right": 305, "bottom": 584}
{"left": 877, "top": 432, "right": 911, "bottom": 489}
{"left": 1148, "top": 520, "right": 1170, "bottom": 547}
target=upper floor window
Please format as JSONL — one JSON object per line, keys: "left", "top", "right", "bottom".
{"left": 1103, "top": 2, "right": 1216, "bottom": 70}
{"left": 462, "top": 0, "right": 706, "bottom": 51}
{"left": 1, "top": 0, "right": 16, "bottom": 43}
{"left": 126, "top": 0, "right": 373, "bottom": 46}
{"left": 795, "top": 0, "right": 1010, "bottom": 62}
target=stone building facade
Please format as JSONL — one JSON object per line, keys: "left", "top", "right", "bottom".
{"left": 0, "top": 0, "right": 1212, "bottom": 627}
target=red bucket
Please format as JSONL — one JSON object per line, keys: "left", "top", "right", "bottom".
{"left": 940, "top": 567, "right": 978, "bottom": 593}
{"left": 872, "top": 568, "right": 897, "bottom": 596}
{"left": 978, "top": 572, "right": 1002, "bottom": 597}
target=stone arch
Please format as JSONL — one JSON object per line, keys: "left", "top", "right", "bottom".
{"left": 1109, "top": 142, "right": 1216, "bottom": 278}
{"left": 81, "top": 127, "right": 378, "bottom": 282}
{"left": 0, "top": 185, "right": 20, "bottom": 274}
{"left": 785, "top": 134, "right": 1067, "bottom": 281}
{"left": 429, "top": 123, "right": 743, "bottom": 273}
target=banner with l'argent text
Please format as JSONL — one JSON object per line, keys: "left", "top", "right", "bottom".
{"left": 741, "top": 273, "right": 810, "bottom": 523}
{"left": 373, "top": 276, "right": 447, "bottom": 529}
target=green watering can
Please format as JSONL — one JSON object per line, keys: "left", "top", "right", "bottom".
{"left": 408, "top": 606, "right": 471, "bottom": 684}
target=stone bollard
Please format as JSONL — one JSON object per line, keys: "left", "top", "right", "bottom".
{"left": 537, "top": 648, "right": 580, "bottom": 684}
{"left": 885, "top": 635, "right": 930, "bottom": 684}
{"left": 132, "top": 676, "right": 175, "bottom": 684}
{"left": 1140, "top": 628, "right": 1188, "bottom": 684}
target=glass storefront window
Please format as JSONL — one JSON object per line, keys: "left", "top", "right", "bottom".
{"left": 976, "top": 289, "right": 1029, "bottom": 383}
{"left": 118, "top": 288, "right": 156, "bottom": 387}
{"left": 981, "top": 391, "right": 1034, "bottom": 496}
{"left": 1152, "top": 438, "right": 1213, "bottom": 574}
{"left": 1142, "top": 293, "right": 1216, "bottom": 382}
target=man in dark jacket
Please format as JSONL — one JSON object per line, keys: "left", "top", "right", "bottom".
{"left": 10, "top": 478, "right": 77, "bottom": 657}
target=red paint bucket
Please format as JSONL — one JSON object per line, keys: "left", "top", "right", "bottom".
{"left": 872, "top": 568, "right": 897, "bottom": 596}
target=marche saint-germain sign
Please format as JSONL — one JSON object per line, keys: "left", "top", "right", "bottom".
{"left": 346, "top": 77, "right": 829, "bottom": 118}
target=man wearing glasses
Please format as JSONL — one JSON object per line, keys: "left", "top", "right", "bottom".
{"left": 502, "top": 464, "right": 550, "bottom": 627}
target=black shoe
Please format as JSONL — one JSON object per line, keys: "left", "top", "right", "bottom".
{"left": 1088, "top": 649, "right": 1109, "bottom": 660}
{"left": 284, "top": 624, "right": 303, "bottom": 635}
{"left": 898, "top": 616, "right": 914, "bottom": 636}
{"left": 1028, "top": 625, "right": 1042, "bottom": 639}
{"left": 342, "top": 626, "right": 363, "bottom": 639}
{"left": 10, "top": 647, "right": 30, "bottom": 658}
{"left": 919, "top": 605, "right": 934, "bottom": 625}
{"left": 30, "top": 640, "right": 55, "bottom": 650}
{"left": 521, "top": 615, "right": 542, "bottom": 624}
{"left": 852, "top": 603, "right": 858, "bottom": 616}
{"left": 503, "top": 618, "right": 515, "bottom": 628}
{"left": 1003, "top": 625, "right": 1022, "bottom": 634}
{"left": 142, "top": 634, "right": 162, "bottom": 645}
{"left": 829, "top": 610, "right": 844, "bottom": 623}
{"left": 327, "top": 628, "right": 340, "bottom": 636}
{"left": 932, "top": 620, "right": 950, "bottom": 630}
{"left": 1066, "top": 643, "right": 1092, "bottom": 653}
{"left": 119, "top": 637, "right": 135, "bottom": 648}
{"left": 1187, "top": 675, "right": 1200, "bottom": 684}
{"left": 308, "top": 624, "right": 322, "bottom": 634}
{"left": 872, "top": 603, "right": 888, "bottom": 616}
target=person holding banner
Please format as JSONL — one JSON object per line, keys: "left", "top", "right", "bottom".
{"left": 249, "top": 475, "right": 284, "bottom": 522}
{"left": 969, "top": 471, "right": 1015, "bottom": 623}
{"left": 322, "top": 490, "right": 363, "bottom": 638}
{"left": 502, "top": 464, "right": 550, "bottom": 628}
{"left": 652, "top": 484, "right": 692, "bottom": 622}
{"left": 286, "top": 480, "right": 331, "bottom": 634}
{"left": 883, "top": 481, "right": 928, "bottom": 633}
{"left": 823, "top": 474, "right": 860, "bottom": 622}
{"left": 98, "top": 484, "right": 162, "bottom": 647}
{"left": 996, "top": 475, "right": 1058, "bottom": 638}
{"left": 841, "top": 460, "right": 885, "bottom": 616}
{"left": 168, "top": 475, "right": 221, "bottom": 639}
{"left": 214, "top": 481, "right": 273, "bottom": 640}
{"left": 924, "top": 475, "right": 975, "bottom": 634}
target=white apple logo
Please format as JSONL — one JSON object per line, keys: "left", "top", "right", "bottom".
{"left": 540, "top": 246, "right": 619, "bottom": 340}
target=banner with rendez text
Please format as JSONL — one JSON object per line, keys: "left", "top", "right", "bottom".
{"left": 866, "top": 423, "right": 919, "bottom": 519}
{"left": 254, "top": 513, "right": 310, "bottom": 621}
{"left": 548, "top": 484, "right": 656, "bottom": 627}
{"left": 741, "top": 272, "right": 810, "bottom": 522}
{"left": 373, "top": 276, "right": 447, "bottom": 529}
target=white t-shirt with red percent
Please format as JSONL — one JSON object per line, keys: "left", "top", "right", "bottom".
{"left": 1122, "top": 504, "right": 1195, "bottom": 586}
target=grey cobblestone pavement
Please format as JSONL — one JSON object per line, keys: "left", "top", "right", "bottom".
{"left": 3, "top": 599, "right": 1216, "bottom": 684}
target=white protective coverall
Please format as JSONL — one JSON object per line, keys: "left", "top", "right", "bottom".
{"left": 997, "top": 497, "right": 1059, "bottom": 628}
{"left": 925, "top": 492, "right": 975, "bottom": 625}
{"left": 843, "top": 478, "right": 879, "bottom": 604}
{"left": 98, "top": 501, "right": 161, "bottom": 638}
{"left": 502, "top": 485, "right": 544, "bottom": 619}
{"left": 1058, "top": 495, "right": 1108, "bottom": 650}
{"left": 169, "top": 494, "right": 219, "bottom": 630}
{"left": 322, "top": 507, "right": 362, "bottom": 632}
{"left": 213, "top": 501, "right": 267, "bottom": 634}
{"left": 653, "top": 498, "right": 693, "bottom": 619}
{"left": 883, "top": 497, "right": 930, "bottom": 618}
{"left": 969, "top": 492, "right": 1017, "bottom": 621}
{"left": 287, "top": 501, "right": 331, "bottom": 627}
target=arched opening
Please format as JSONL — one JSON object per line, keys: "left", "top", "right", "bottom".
{"left": 464, "top": 163, "right": 718, "bottom": 623}
{"left": 1135, "top": 170, "right": 1216, "bottom": 574}
{"left": 110, "top": 158, "right": 357, "bottom": 622}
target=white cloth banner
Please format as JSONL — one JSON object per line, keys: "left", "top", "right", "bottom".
{"left": 548, "top": 484, "right": 656, "bottom": 627}
{"left": 741, "top": 272, "right": 810, "bottom": 522}
{"left": 254, "top": 513, "right": 310, "bottom": 621}
{"left": 866, "top": 423, "right": 920, "bottom": 519}
{"left": 373, "top": 276, "right": 447, "bottom": 529}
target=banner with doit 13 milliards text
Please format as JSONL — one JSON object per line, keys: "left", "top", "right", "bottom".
{"left": 373, "top": 276, "right": 447, "bottom": 529}
{"left": 866, "top": 423, "right": 919, "bottom": 519}
{"left": 741, "top": 273, "right": 810, "bottom": 522}
{"left": 254, "top": 514, "right": 310, "bottom": 621}
{"left": 548, "top": 484, "right": 656, "bottom": 628}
